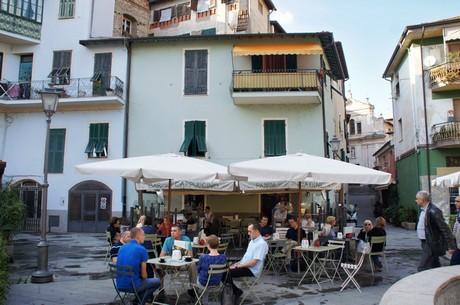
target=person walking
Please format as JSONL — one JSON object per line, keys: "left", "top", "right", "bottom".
{"left": 415, "top": 191, "right": 455, "bottom": 272}
{"left": 450, "top": 196, "right": 460, "bottom": 265}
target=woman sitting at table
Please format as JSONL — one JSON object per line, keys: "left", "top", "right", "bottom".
{"left": 301, "top": 214, "right": 316, "bottom": 242}
{"left": 196, "top": 235, "right": 227, "bottom": 295}
{"left": 357, "top": 220, "right": 373, "bottom": 241}
{"left": 367, "top": 216, "right": 387, "bottom": 271}
{"left": 107, "top": 216, "right": 121, "bottom": 244}
{"left": 320, "top": 216, "right": 337, "bottom": 238}
{"left": 157, "top": 216, "right": 171, "bottom": 236}
{"left": 136, "top": 215, "right": 146, "bottom": 228}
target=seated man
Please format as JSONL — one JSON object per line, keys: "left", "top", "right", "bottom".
{"left": 283, "top": 216, "right": 307, "bottom": 264}
{"left": 228, "top": 223, "right": 268, "bottom": 299}
{"left": 259, "top": 215, "right": 275, "bottom": 237}
{"left": 110, "top": 230, "right": 131, "bottom": 264}
{"left": 159, "top": 224, "right": 197, "bottom": 299}
{"left": 116, "top": 227, "right": 160, "bottom": 305}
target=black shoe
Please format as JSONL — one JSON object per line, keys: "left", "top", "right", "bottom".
{"left": 234, "top": 288, "right": 243, "bottom": 299}
{"left": 187, "top": 289, "right": 196, "bottom": 300}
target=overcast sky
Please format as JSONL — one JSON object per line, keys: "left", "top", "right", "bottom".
{"left": 271, "top": 0, "right": 460, "bottom": 118}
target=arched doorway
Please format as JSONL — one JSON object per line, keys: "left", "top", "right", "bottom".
{"left": 68, "top": 180, "right": 112, "bottom": 232}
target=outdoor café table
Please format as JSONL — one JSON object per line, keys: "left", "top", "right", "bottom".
{"left": 332, "top": 237, "right": 359, "bottom": 263}
{"left": 294, "top": 244, "right": 342, "bottom": 290}
{"left": 192, "top": 243, "right": 208, "bottom": 257}
{"left": 147, "top": 256, "right": 198, "bottom": 305}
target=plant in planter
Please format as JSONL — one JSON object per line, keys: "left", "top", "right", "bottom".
{"left": 105, "top": 87, "right": 114, "bottom": 96}
{"left": 399, "top": 206, "right": 418, "bottom": 230}
{"left": 0, "top": 182, "right": 26, "bottom": 257}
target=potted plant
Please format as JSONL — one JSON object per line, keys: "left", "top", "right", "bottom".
{"left": 399, "top": 206, "right": 418, "bottom": 230}
{"left": 105, "top": 87, "right": 114, "bottom": 96}
{"left": 0, "top": 182, "right": 26, "bottom": 258}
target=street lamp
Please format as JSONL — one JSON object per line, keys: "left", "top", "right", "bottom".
{"left": 31, "top": 89, "right": 60, "bottom": 283}
{"left": 330, "top": 135, "right": 341, "bottom": 160}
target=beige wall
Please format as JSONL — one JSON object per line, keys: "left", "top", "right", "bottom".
{"left": 207, "top": 194, "right": 260, "bottom": 217}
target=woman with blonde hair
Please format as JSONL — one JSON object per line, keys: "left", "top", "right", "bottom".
{"left": 357, "top": 220, "right": 373, "bottom": 241}
{"left": 136, "top": 215, "right": 146, "bottom": 228}
{"left": 320, "top": 216, "right": 337, "bottom": 238}
{"left": 368, "top": 216, "right": 387, "bottom": 271}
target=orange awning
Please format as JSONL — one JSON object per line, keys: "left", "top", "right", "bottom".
{"left": 233, "top": 44, "right": 323, "bottom": 56}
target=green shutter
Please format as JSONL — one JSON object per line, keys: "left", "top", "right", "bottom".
{"left": 179, "top": 121, "right": 195, "bottom": 152}
{"left": 264, "top": 120, "right": 285, "bottom": 157}
{"left": 48, "top": 129, "right": 66, "bottom": 173}
{"left": 195, "top": 121, "right": 207, "bottom": 152}
{"left": 184, "top": 50, "right": 208, "bottom": 95}
{"left": 85, "top": 123, "right": 108, "bottom": 157}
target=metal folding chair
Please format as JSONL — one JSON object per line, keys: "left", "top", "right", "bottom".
{"left": 340, "top": 248, "right": 367, "bottom": 293}
{"left": 366, "top": 236, "right": 388, "bottom": 276}
{"left": 192, "top": 263, "right": 228, "bottom": 305}
{"left": 108, "top": 263, "right": 148, "bottom": 305}
{"left": 265, "top": 240, "right": 287, "bottom": 275}
{"left": 323, "top": 239, "right": 345, "bottom": 281}
{"left": 105, "top": 231, "right": 113, "bottom": 265}
{"left": 237, "top": 275, "right": 262, "bottom": 305}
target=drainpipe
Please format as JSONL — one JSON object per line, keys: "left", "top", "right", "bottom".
{"left": 419, "top": 26, "right": 431, "bottom": 192}
{"left": 122, "top": 40, "right": 132, "bottom": 218}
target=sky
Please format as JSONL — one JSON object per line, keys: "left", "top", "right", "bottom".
{"left": 271, "top": 0, "right": 460, "bottom": 118}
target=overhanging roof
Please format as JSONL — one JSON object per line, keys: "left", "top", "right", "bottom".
{"left": 233, "top": 44, "right": 323, "bottom": 56}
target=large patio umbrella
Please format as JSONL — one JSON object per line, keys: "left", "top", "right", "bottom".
{"left": 75, "top": 153, "right": 230, "bottom": 234}
{"left": 431, "top": 171, "right": 460, "bottom": 187}
{"left": 228, "top": 151, "right": 391, "bottom": 240}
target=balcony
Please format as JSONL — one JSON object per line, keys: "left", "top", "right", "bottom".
{"left": 431, "top": 121, "right": 460, "bottom": 148}
{"left": 428, "top": 62, "right": 460, "bottom": 92}
{"left": 231, "top": 69, "right": 323, "bottom": 105}
{"left": 0, "top": 76, "right": 124, "bottom": 113}
{"left": 0, "top": 8, "right": 42, "bottom": 44}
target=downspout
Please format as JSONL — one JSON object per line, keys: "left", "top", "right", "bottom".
{"left": 419, "top": 26, "right": 431, "bottom": 193}
{"left": 319, "top": 54, "right": 330, "bottom": 216}
{"left": 122, "top": 40, "right": 132, "bottom": 218}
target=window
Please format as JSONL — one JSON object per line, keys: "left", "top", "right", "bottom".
{"left": 122, "top": 17, "right": 132, "bottom": 36}
{"left": 350, "top": 147, "right": 356, "bottom": 159}
{"left": 349, "top": 119, "right": 355, "bottom": 135}
{"left": 48, "top": 128, "right": 66, "bottom": 174}
{"left": 356, "top": 122, "right": 362, "bottom": 135}
{"left": 179, "top": 121, "right": 207, "bottom": 157}
{"left": 48, "top": 50, "right": 71, "bottom": 85}
{"left": 393, "top": 73, "right": 400, "bottom": 99}
{"left": 264, "top": 120, "right": 286, "bottom": 157}
{"left": 85, "top": 123, "right": 109, "bottom": 158}
{"left": 59, "top": 0, "right": 75, "bottom": 18}
{"left": 1, "top": 0, "right": 43, "bottom": 22}
{"left": 184, "top": 50, "right": 208, "bottom": 95}
{"left": 92, "top": 53, "right": 112, "bottom": 95}
{"left": 398, "top": 118, "right": 403, "bottom": 141}
{"left": 201, "top": 28, "right": 216, "bottom": 36}
{"left": 251, "top": 55, "right": 297, "bottom": 72}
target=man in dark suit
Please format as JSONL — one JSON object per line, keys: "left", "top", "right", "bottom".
{"left": 415, "top": 191, "right": 455, "bottom": 272}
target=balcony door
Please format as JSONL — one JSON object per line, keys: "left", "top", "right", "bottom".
{"left": 92, "top": 53, "right": 112, "bottom": 95}
{"left": 252, "top": 55, "right": 297, "bottom": 72}
{"left": 454, "top": 99, "right": 460, "bottom": 121}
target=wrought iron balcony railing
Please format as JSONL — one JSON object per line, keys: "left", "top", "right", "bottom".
{"left": 431, "top": 121, "right": 460, "bottom": 143}
{"left": 428, "top": 62, "right": 460, "bottom": 87}
{"left": 232, "top": 69, "right": 322, "bottom": 95}
{"left": 0, "top": 76, "right": 124, "bottom": 101}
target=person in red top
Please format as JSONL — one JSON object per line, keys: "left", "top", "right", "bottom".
{"left": 156, "top": 216, "right": 171, "bottom": 236}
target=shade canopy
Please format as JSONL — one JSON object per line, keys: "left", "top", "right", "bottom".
{"left": 228, "top": 152, "right": 391, "bottom": 185}
{"left": 238, "top": 179, "right": 341, "bottom": 193}
{"left": 431, "top": 171, "right": 460, "bottom": 187}
{"left": 75, "top": 153, "right": 228, "bottom": 183}
{"left": 233, "top": 44, "right": 323, "bottom": 56}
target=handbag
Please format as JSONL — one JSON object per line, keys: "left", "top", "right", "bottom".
{"left": 357, "top": 240, "right": 370, "bottom": 253}
{"left": 221, "top": 267, "right": 235, "bottom": 305}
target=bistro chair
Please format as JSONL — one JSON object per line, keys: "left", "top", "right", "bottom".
{"left": 236, "top": 275, "right": 262, "bottom": 305}
{"left": 105, "top": 231, "right": 113, "bottom": 265}
{"left": 340, "top": 246, "right": 368, "bottom": 293}
{"left": 366, "top": 236, "right": 388, "bottom": 276}
{"left": 265, "top": 240, "right": 287, "bottom": 276}
{"left": 216, "top": 242, "right": 229, "bottom": 255}
{"left": 191, "top": 263, "right": 228, "bottom": 305}
{"left": 108, "top": 263, "right": 148, "bottom": 305}
{"left": 323, "top": 239, "right": 346, "bottom": 281}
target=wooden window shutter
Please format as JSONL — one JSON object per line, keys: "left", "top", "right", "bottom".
{"left": 48, "top": 128, "right": 66, "bottom": 173}
{"left": 153, "top": 10, "right": 161, "bottom": 22}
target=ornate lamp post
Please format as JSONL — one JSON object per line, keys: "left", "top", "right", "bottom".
{"left": 31, "top": 89, "right": 60, "bottom": 283}
{"left": 329, "top": 135, "right": 347, "bottom": 229}
{"left": 330, "top": 135, "right": 341, "bottom": 160}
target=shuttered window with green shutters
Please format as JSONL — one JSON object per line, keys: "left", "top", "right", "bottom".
{"left": 179, "top": 121, "right": 207, "bottom": 157}
{"left": 264, "top": 120, "right": 286, "bottom": 157}
{"left": 184, "top": 50, "right": 208, "bottom": 95}
{"left": 84, "top": 123, "right": 109, "bottom": 158}
{"left": 48, "top": 129, "right": 66, "bottom": 173}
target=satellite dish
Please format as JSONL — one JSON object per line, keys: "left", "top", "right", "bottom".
{"left": 423, "top": 55, "right": 436, "bottom": 67}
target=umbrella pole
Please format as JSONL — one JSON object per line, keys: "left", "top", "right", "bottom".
{"left": 167, "top": 179, "right": 172, "bottom": 237}
{"left": 297, "top": 181, "right": 302, "bottom": 242}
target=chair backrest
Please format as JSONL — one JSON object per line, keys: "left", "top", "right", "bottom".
{"left": 220, "top": 233, "right": 233, "bottom": 244}
{"left": 108, "top": 263, "right": 143, "bottom": 303}
{"left": 217, "top": 242, "right": 229, "bottom": 254}
{"left": 369, "top": 235, "right": 386, "bottom": 255}
{"left": 203, "top": 263, "right": 228, "bottom": 288}
{"left": 328, "top": 240, "right": 346, "bottom": 248}
{"left": 144, "top": 234, "right": 158, "bottom": 241}
{"left": 275, "top": 227, "right": 289, "bottom": 238}
{"left": 106, "top": 231, "right": 113, "bottom": 246}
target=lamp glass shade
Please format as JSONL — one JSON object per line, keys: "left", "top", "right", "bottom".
{"left": 40, "top": 91, "right": 60, "bottom": 116}
{"left": 330, "top": 135, "right": 341, "bottom": 154}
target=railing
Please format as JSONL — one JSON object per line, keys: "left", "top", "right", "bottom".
{"left": 0, "top": 10, "right": 42, "bottom": 40}
{"left": 232, "top": 69, "right": 322, "bottom": 95}
{"left": 0, "top": 76, "right": 124, "bottom": 101}
{"left": 428, "top": 62, "right": 460, "bottom": 86}
{"left": 431, "top": 121, "right": 460, "bottom": 143}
